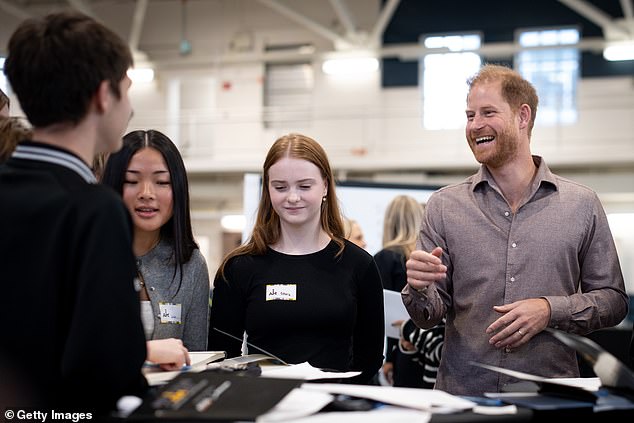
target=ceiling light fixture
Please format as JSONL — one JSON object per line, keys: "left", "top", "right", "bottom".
{"left": 221, "top": 214, "right": 246, "bottom": 232}
{"left": 603, "top": 42, "right": 634, "bottom": 61}
{"left": 127, "top": 67, "right": 155, "bottom": 83}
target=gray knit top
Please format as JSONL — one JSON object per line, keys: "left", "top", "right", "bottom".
{"left": 136, "top": 238, "right": 210, "bottom": 351}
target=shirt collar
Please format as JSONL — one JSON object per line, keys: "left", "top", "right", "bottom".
{"left": 472, "top": 155, "right": 558, "bottom": 192}
{"left": 12, "top": 141, "right": 97, "bottom": 184}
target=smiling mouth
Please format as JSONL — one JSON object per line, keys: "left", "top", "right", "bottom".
{"left": 136, "top": 207, "right": 158, "bottom": 213}
{"left": 475, "top": 136, "right": 495, "bottom": 145}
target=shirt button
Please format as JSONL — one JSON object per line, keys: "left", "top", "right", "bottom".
{"left": 504, "top": 211, "right": 510, "bottom": 217}
{"left": 510, "top": 277, "right": 515, "bottom": 282}
{"left": 150, "top": 286, "right": 155, "bottom": 291}
{"left": 505, "top": 347, "right": 512, "bottom": 353}
{"left": 512, "top": 243, "right": 517, "bottom": 248}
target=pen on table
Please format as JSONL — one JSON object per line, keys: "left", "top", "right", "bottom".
{"left": 195, "top": 380, "right": 232, "bottom": 412}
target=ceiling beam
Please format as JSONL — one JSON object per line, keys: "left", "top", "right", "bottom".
{"left": 381, "top": 36, "right": 606, "bottom": 60}
{"left": 370, "top": 0, "right": 401, "bottom": 47}
{"left": 256, "top": 0, "right": 349, "bottom": 47}
{"left": 557, "top": 0, "right": 631, "bottom": 38}
{"left": 154, "top": 36, "right": 608, "bottom": 69}
{"left": 129, "top": 0, "right": 149, "bottom": 52}
{"left": 620, "top": 0, "right": 634, "bottom": 19}
{"left": 619, "top": 0, "right": 634, "bottom": 37}
{"left": 329, "top": 0, "right": 356, "bottom": 36}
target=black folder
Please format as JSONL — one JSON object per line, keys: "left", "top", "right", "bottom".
{"left": 129, "top": 370, "right": 303, "bottom": 421}
{"left": 470, "top": 328, "right": 634, "bottom": 410}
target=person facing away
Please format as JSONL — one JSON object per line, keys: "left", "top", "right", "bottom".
{"left": 0, "top": 11, "right": 147, "bottom": 413}
{"left": 343, "top": 217, "right": 367, "bottom": 249}
{"left": 403, "top": 63, "right": 629, "bottom": 396}
{"left": 208, "top": 133, "right": 385, "bottom": 384}
{"left": 374, "top": 196, "right": 444, "bottom": 388}
{"left": 101, "top": 130, "right": 210, "bottom": 352}
{"left": 0, "top": 88, "right": 9, "bottom": 117}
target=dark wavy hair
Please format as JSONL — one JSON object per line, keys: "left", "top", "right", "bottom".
{"left": 101, "top": 130, "right": 198, "bottom": 287}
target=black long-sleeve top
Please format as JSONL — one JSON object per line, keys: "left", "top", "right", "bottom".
{"left": 209, "top": 239, "right": 385, "bottom": 384}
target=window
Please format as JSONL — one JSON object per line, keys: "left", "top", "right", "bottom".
{"left": 516, "top": 28, "right": 580, "bottom": 125}
{"left": 420, "top": 34, "right": 482, "bottom": 130}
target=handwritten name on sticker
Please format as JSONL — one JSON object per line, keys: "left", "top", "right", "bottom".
{"left": 266, "top": 284, "right": 297, "bottom": 301}
{"left": 159, "top": 302, "right": 182, "bottom": 324}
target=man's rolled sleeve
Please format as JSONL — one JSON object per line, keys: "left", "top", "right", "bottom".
{"left": 402, "top": 283, "right": 440, "bottom": 328}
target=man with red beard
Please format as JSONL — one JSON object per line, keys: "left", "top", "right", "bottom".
{"left": 402, "top": 64, "right": 628, "bottom": 396}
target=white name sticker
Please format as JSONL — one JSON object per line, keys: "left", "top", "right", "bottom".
{"left": 266, "top": 284, "right": 297, "bottom": 301}
{"left": 159, "top": 302, "right": 182, "bottom": 324}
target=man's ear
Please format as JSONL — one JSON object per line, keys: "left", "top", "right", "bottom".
{"left": 518, "top": 103, "right": 531, "bottom": 130}
{"left": 94, "top": 80, "right": 111, "bottom": 114}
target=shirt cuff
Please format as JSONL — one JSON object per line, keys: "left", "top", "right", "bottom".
{"left": 403, "top": 283, "right": 428, "bottom": 296}
{"left": 542, "top": 295, "right": 568, "bottom": 331}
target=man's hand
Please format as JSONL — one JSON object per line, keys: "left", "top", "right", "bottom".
{"left": 485, "top": 298, "right": 551, "bottom": 351}
{"left": 406, "top": 247, "right": 447, "bottom": 291}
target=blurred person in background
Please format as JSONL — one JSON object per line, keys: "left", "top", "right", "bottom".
{"left": 374, "top": 196, "right": 444, "bottom": 388}
{"left": 343, "top": 216, "right": 367, "bottom": 250}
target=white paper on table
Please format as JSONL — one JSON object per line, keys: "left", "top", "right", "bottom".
{"left": 256, "top": 388, "right": 334, "bottom": 422}
{"left": 301, "top": 383, "right": 476, "bottom": 413}
{"left": 383, "top": 289, "right": 410, "bottom": 339}
{"left": 472, "top": 362, "right": 602, "bottom": 392}
{"left": 261, "top": 362, "right": 361, "bottom": 380}
{"left": 543, "top": 377, "right": 601, "bottom": 391}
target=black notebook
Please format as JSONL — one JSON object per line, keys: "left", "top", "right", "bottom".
{"left": 129, "top": 370, "right": 303, "bottom": 421}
